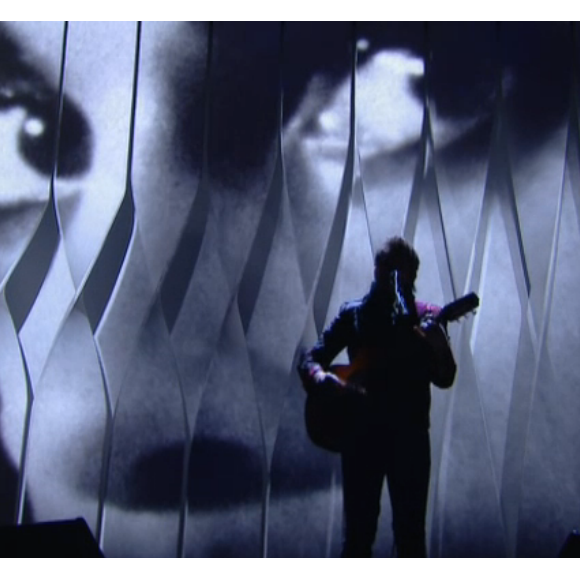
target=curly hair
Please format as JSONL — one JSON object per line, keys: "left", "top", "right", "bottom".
{"left": 374, "top": 236, "right": 420, "bottom": 281}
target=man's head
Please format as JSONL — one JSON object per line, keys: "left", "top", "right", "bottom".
{"left": 374, "top": 236, "right": 419, "bottom": 292}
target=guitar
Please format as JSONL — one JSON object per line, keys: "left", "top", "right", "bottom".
{"left": 304, "top": 291, "right": 480, "bottom": 453}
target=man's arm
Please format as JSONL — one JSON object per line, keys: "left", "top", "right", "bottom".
{"left": 415, "top": 302, "right": 457, "bottom": 389}
{"left": 297, "top": 303, "right": 353, "bottom": 392}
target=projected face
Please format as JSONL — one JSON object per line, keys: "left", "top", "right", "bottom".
{"left": 0, "top": 21, "right": 573, "bottom": 557}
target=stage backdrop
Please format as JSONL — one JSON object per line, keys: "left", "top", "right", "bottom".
{"left": 0, "top": 21, "right": 579, "bottom": 557}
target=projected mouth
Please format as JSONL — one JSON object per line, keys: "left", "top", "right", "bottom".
{"left": 101, "top": 436, "right": 334, "bottom": 512}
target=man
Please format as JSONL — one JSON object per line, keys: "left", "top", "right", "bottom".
{"left": 298, "top": 236, "right": 457, "bottom": 557}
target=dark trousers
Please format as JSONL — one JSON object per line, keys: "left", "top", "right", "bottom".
{"left": 340, "top": 420, "right": 431, "bottom": 557}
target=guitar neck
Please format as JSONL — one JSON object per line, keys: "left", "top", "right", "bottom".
{"left": 437, "top": 292, "right": 480, "bottom": 325}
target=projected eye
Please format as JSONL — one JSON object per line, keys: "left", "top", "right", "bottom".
{"left": 1, "top": 82, "right": 92, "bottom": 179}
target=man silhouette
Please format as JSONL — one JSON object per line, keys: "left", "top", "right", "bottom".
{"left": 299, "top": 236, "right": 456, "bottom": 557}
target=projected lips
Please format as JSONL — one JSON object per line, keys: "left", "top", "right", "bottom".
{"left": 95, "top": 436, "right": 332, "bottom": 511}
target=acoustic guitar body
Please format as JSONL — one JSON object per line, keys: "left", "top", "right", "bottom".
{"left": 304, "top": 381, "right": 353, "bottom": 453}
{"left": 304, "top": 362, "right": 364, "bottom": 453}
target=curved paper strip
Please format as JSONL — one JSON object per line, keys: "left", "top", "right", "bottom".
{"left": 495, "top": 23, "right": 572, "bottom": 557}
{"left": 0, "top": 22, "right": 65, "bottom": 289}
{"left": 185, "top": 301, "right": 263, "bottom": 557}
{"left": 516, "top": 81, "right": 580, "bottom": 557}
{"left": 411, "top": 22, "right": 508, "bottom": 556}
{"left": 102, "top": 296, "right": 188, "bottom": 557}
{"left": 203, "top": 22, "right": 281, "bottom": 290}
{"left": 356, "top": 22, "right": 425, "bottom": 251}
{"left": 268, "top": 22, "right": 354, "bottom": 557}
{"left": 0, "top": 22, "right": 70, "bottom": 527}
{"left": 55, "top": 22, "right": 137, "bottom": 289}
{"left": 18, "top": 302, "right": 108, "bottom": 532}
{"left": 282, "top": 22, "right": 353, "bottom": 301}
{"left": 4, "top": 200, "right": 60, "bottom": 333}
{"left": 135, "top": 22, "right": 209, "bottom": 299}
{"left": 185, "top": 24, "right": 282, "bottom": 557}
{"left": 0, "top": 297, "right": 29, "bottom": 524}
{"left": 501, "top": 23, "right": 571, "bottom": 328}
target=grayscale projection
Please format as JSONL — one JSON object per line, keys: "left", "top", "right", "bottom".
{"left": 0, "top": 21, "right": 579, "bottom": 557}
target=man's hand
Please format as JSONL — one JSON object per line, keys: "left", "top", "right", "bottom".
{"left": 413, "top": 316, "right": 457, "bottom": 388}
{"left": 311, "top": 369, "right": 366, "bottom": 396}
{"left": 414, "top": 316, "right": 449, "bottom": 350}
{"left": 312, "top": 369, "right": 345, "bottom": 389}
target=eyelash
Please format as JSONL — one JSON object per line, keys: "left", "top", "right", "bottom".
{"left": 1, "top": 78, "right": 92, "bottom": 179}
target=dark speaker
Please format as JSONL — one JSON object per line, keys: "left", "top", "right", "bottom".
{"left": 0, "top": 517, "right": 104, "bottom": 557}
{"left": 559, "top": 530, "right": 580, "bottom": 557}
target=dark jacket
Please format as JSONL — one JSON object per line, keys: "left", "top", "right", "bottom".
{"left": 298, "top": 284, "right": 456, "bottom": 430}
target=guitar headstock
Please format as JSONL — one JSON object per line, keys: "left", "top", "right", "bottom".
{"left": 438, "top": 292, "right": 480, "bottom": 324}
